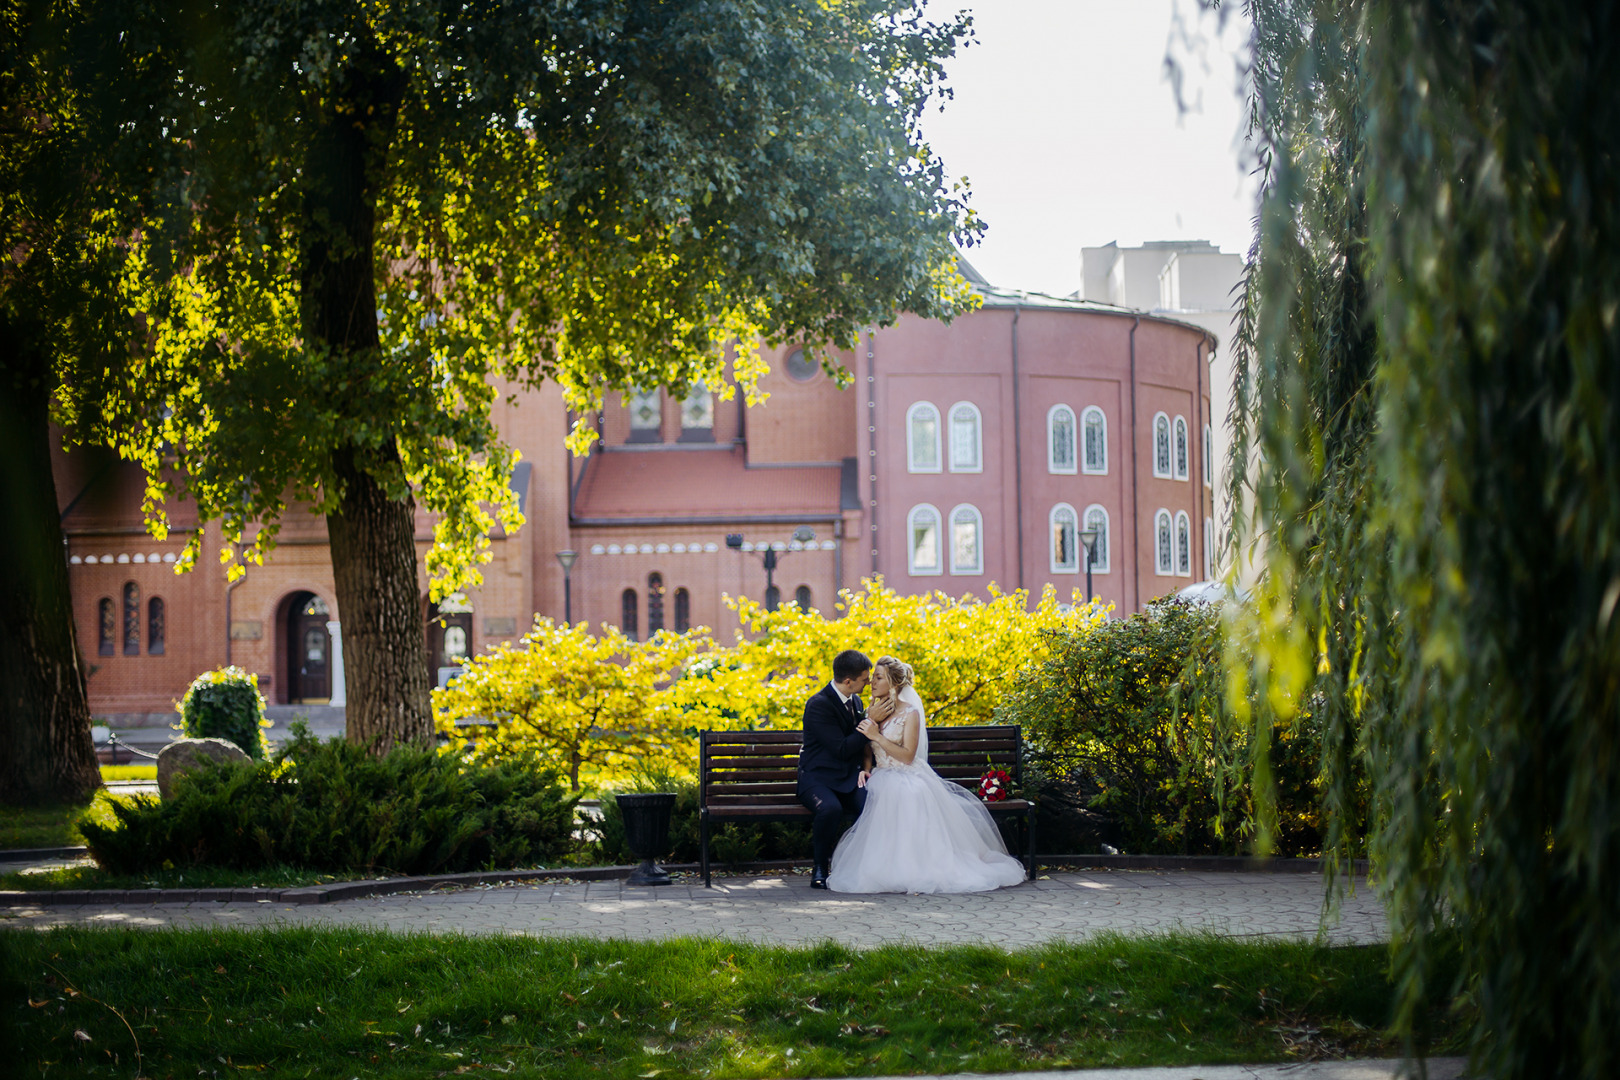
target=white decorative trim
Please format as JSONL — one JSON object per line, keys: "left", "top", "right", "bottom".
{"left": 946, "top": 401, "right": 983, "bottom": 473}
{"left": 1049, "top": 503, "right": 1079, "bottom": 574}
{"left": 906, "top": 402, "right": 942, "bottom": 473}
{"left": 907, "top": 503, "right": 944, "bottom": 576}
{"left": 1081, "top": 406, "right": 1108, "bottom": 475}
{"left": 1082, "top": 504, "right": 1112, "bottom": 574}
{"left": 1173, "top": 415, "right": 1190, "bottom": 481}
{"left": 1047, "top": 405, "right": 1077, "bottom": 475}
{"left": 1155, "top": 509, "right": 1174, "bottom": 575}
{"left": 1152, "top": 413, "right": 1173, "bottom": 479}
{"left": 948, "top": 503, "right": 984, "bottom": 575}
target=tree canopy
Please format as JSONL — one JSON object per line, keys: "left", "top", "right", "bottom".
{"left": 1226, "top": 1, "right": 1620, "bottom": 1076}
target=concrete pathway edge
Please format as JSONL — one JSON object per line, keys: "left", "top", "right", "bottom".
{"left": 893, "top": 1059, "right": 1468, "bottom": 1080}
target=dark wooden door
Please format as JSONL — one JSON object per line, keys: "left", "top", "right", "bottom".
{"left": 293, "top": 612, "right": 330, "bottom": 702}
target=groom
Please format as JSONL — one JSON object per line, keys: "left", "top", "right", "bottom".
{"left": 797, "top": 649, "right": 895, "bottom": 889}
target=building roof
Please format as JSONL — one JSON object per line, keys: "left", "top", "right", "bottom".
{"left": 572, "top": 446, "right": 846, "bottom": 524}
{"left": 955, "top": 253, "right": 1219, "bottom": 339}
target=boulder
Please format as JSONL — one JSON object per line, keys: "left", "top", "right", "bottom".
{"left": 157, "top": 737, "right": 251, "bottom": 799}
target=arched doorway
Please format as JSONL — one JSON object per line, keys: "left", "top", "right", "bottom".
{"left": 426, "top": 597, "right": 474, "bottom": 688}
{"left": 284, "top": 592, "right": 331, "bottom": 704}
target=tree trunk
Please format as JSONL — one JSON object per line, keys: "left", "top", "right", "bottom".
{"left": 0, "top": 336, "right": 101, "bottom": 805}
{"left": 300, "top": 53, "right": 427, "bottom": 751}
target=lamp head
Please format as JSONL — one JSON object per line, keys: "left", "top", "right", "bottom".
{"left": 792, "top": 525, "right": 817, "bottom": 544}
{"left": 1079, "top": 529, "right": 1100, "bottom": 555}
{"left": 725, "top": 534, "right": 744, "bottom": 550}
{"left": 555, "top": 549, "right": 578, "bottom": 571}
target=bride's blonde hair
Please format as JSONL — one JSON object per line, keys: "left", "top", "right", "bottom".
{"left": 873, "top": 655, "right": 914, "bottom": 694}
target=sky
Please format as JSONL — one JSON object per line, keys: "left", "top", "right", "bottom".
{"left": 918, "top": 0, "right": 1259, "bottom": 296}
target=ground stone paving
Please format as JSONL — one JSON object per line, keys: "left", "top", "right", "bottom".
{"left": 0, "top": 869, "right": 1388, "bottom": 947}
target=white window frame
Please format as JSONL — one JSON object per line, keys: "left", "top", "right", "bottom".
{"left": 1081, "top": 406, "right": 1108, "bottom": 475}
{"left": 948, "top": 503, "right": 984, "bottom": 575}
{"left": 1203, "top": 423, "right": 1213, "bottom": 487}
{"left": 1175, "top": 510, "right": 1193, "bottom": 576}
{"left": 907, "top": 503, "right": 943, "bottom": 576}
{"left": 1049, "top": 503, "right": 1079, "bottom": 574}
{"left": 1204, "top": 517, "right": 1214, "bottom": 581}
{"left": 906, "top": 402, "right": 941, "bottom": 474}
{"left": 1174, "top": 415, "right": 1190, "bottom": 481}
{"left": 947, "top": 401, "right": 983, "bottom": 473}
{"left": 1155, "top": 509, "right": 1174, "bottom": 575}
{"left": 1153, "top": 412, "right": 1172, "bottom": 478}
{"left": 1082, "top": 504, "right": 1112, "bottom": 574}
{"left": 1047, "top": 405, "right": 1077, "bottom": 475}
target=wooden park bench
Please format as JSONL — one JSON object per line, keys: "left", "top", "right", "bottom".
{"left": 698, "top": 723, "right": 1036, "bottom": 887}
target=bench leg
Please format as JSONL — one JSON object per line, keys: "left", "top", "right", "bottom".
{"left": 700, "top": 812, "right": 711, "bottom": 888}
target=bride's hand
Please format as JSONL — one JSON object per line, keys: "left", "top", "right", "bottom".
{"left": 867, "top": 695, "right": 896, "bottom": 722}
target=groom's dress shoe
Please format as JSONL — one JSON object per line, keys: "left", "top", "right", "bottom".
{"left": 810, "top": 864, "right": 829, "bottom": 889}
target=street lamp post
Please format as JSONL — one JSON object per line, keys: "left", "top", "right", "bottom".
{"left": 1079, "top": 528, "right": 1100, "bottom": 605}
{"left": 556, "top": 549, "right": 578, "bottom": 624}
{"left": 727, "top": 526, "right": 817, "bottom": 610}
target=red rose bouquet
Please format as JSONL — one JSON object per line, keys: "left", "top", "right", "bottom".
{"left": 978, "top": 768, "right": 1012, "bottom": 802}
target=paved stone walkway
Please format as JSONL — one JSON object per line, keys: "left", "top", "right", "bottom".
{"left": 1, "top": 869, "right": 1386, "bottom": 947}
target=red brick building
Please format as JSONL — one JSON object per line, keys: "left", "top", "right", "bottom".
{"left": 55, "top": 265, "right": 1215, "bottom": 722}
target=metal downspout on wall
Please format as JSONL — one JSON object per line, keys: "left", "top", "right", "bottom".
{"left": 1010, "top": 304, "right": 1025, "bottom": 591}
{"left": 1129, "top": 316, "right": 1141, "bottom": 610}
{"left": 867, "top": 331, "right": 879, "bottom": 576}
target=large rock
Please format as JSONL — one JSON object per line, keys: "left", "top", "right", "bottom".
{"left": 157, "top": 737, "right": 251, "bottom": 799}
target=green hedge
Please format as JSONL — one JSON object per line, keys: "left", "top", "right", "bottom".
{"left": 81, "top": 723, "right": 579, "bottom": 875}
{"left": 591, "top": 777, "right": 813, "bottom": 867}
{"left": 178, "top": 666, "right": 270, "bottom": 759}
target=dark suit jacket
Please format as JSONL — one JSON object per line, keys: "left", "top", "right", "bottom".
{"left": 797, "top": 683, "right": 868, "bottom": 792}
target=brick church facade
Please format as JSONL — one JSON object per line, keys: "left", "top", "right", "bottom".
{"left": 54, "top": 265, "right": 1215, "bottom": 722}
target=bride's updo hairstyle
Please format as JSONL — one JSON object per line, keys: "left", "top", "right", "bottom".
{"left": 873, "top": 656, "right": 914, "bottom": 694}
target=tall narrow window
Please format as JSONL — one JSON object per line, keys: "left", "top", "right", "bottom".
{"left": 906, "top": 403, "right": 940, "bottom": 473}
{"left": 1047, "top": 406, "right": 1076, "bottom": 474}
{"left": 1174, "top": 416, "right": 1190, "bottom": 480}
{"left": 122, "top": 582, "right": 140, "bottom": 656}
{"left": 949, "top": 504, "right": 983, "bottom": 574}
{"left": 647, "top": 573, "right": 665, "bottom": 633}
{"left": 1050, "top": 504, "right": 1079, "bottom": 573}
{"left": 674, "top": 588, "right": 691, "bottom": 633}
{"left": 1203, "top": 424, "right": 1213, "bottom": 486}
{"left": 627, "top": 389, "right": 661, "bottom": 442}
{"left": 1176, "top": 511, "right": 1193, "bottom": 576}
{"left": 621, "top": 589, "right": 639, "bottom": 641}
{"left": 1082, "top": 407, "right": 1108, "bottom": 474}
{"left": 795, "top": 585, "right": 813, "bottom": 612}
{"left": 1155, "top": 510, "right": 1174, "bottom": 575}
{"left": 679, "top": 388, "right": 714, "bottom": 442}
{"left": 1204, "top": 518, "right": 1215, "bottom": 580}
{"left": 98, "top": 597, "right": 115, "bottom": 656}
{"left": 765, "top": 584, "right": 781, "bottom": 611}
{"left": 948, "top": 402, "right": 982, "bottom": 472}
{"left": 907, "top": 504, "right": 942, "bottom": 575}
{"left": 148, "top": 597, "right": 166, "bottom": 656}
{"left": 1153, "top": 414, "right": 1172, "bottom": 478}
{"left": 1083, "top": 505, "right": 1112, "bottom": 573}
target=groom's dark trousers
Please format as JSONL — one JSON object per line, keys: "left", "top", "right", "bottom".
{"left": 797, "top": 683, "right": 870, "bottom": 868}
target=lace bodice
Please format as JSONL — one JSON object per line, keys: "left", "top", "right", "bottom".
{"left": 871, "top": 704, "right": 922, "bottom": 771}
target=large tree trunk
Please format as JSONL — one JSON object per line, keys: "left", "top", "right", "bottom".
{"left": 300, "top": 53, "right": 428, "bottom": 751}
{"left": 0, "top": 335, "right": 101, "bottom": 805}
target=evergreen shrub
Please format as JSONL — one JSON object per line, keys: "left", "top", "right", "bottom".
{"left": 590, "top": 772, "right": 812, "bottom": 867}
{"left": 179, "top": 667, "right": 271, "bottom": 759}
{"left": 81, "top": 724, "right": 579, "bottom": 875}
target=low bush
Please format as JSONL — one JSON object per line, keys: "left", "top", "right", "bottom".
{"left": 178, "top": 666, "right": 271, "bottom": 759}
{"left": 80, "top": 723, "right": 579, "bottom": 875}
{"left": 589, "top": 771, "right": 812, "bottom": 867}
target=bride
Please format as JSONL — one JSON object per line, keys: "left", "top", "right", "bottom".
{"left": 826, "top": 655, "right": 1027, "bottom": 894}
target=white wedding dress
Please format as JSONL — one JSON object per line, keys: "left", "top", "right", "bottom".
{"left": 827, "top": 685, "right": 1027, "bottom": 894}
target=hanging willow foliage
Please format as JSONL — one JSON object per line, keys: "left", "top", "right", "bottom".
{"left": 1226, "top": 1, "right": 1619, "bottom": 1077}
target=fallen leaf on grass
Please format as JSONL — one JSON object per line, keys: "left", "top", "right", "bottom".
{"left": 72, "top": 1030, "right": 91, "bottom": 1042}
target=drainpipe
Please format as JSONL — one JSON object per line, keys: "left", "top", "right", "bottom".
{"left": 224, "top": 543, "right": 244, "bottom": 668}
{"left": 1010, "top": 304, "right": 1025, "bottom": 591}
{"left": 867, "top": 330, "right": 879, "bottom": 576}
{"left": 1129, "top": 316, "right": 1141, "bottom": 611}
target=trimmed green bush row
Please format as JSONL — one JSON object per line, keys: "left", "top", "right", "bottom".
{"left": 81, "top": 724, "right": 578, "bottom": 875}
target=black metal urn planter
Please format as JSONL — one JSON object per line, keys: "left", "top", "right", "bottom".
{"left": 616, "top": 792, "right": 677, "bottom": 886}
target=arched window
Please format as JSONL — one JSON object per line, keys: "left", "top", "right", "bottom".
{"left": 1153, "top": 413, "right": 1172, "bottom": 478}
{"left": 906, "top": 402, "right": 941, "bottom": 473}
{"left": 1050, "top": 504, "right": 1079, "bottom": 573}
{"left": 98, "top": 597, "right": 115, "bottom": 656}
{"left": 1047, "top": 405, "right": 1076, "bottom": 474}
{"left": 1083, "top": 504, "right": 1112, "bottom": 573}
{"left": 628, "top": 388, "right": 661, "bottom": 442}
{"left": 621, "top": 588, "right": 639, "bottom": 641}
{"left": 1203, "top": 423, "right": 1213, "bottom": 486}
{"left": 765, "top": 584, "right": 781, "bottom": 611}
{"left": 795, "top": 585, "right": 813, "bottom": 612}
{"left": 679, "top": 388, "right": 714, "bottom": 442}
{"left": 1176, "top": 511, "right": 1193, "bottom": 576}
{"left": 148, "top": 597, "right": 166, "bottom": 656}
{"left": 1082, "top": 407, "right": 1108, "bottom": 475}
{"left": 1174, "top": 416, "right": 1190, "bottom": 480}
{"left": 443, "top": 625, "right": 468, "bottom": 662}
{"left": 949, "top": 504, "right": 983, "bottom": 575}
{"left": 122, "top": 582, "right": 140, "bottom": 655}
{"left": 674, "top": 588, "right": 691, "bottom": 633}
{"left": 1204, "top": 517, "right": 1215, "bottom": 581}
{"left": 1155, "top": 510, "right": 1174, "bottom": 575}
{"left": 948, "top": 402, "right": 982, "bottom": 472}
{"left": 907, "top": 504, "right": 942, "bottom": 575}
{"left": 647, "top": 573, "right": 665, "bottom": 633}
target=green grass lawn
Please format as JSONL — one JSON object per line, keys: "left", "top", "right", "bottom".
{"left": 0, "top": 863, "right": 373, "bottom": 892}
{"left": 0, "top": 788, "right": 137, "bottom": 850}
{"left": 0, "top": 929, "right": 1465, "bottom": 1079}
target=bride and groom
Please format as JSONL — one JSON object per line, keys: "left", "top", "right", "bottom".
{"left": 797, "top": 649, "right": 1027, "bottom": 893}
